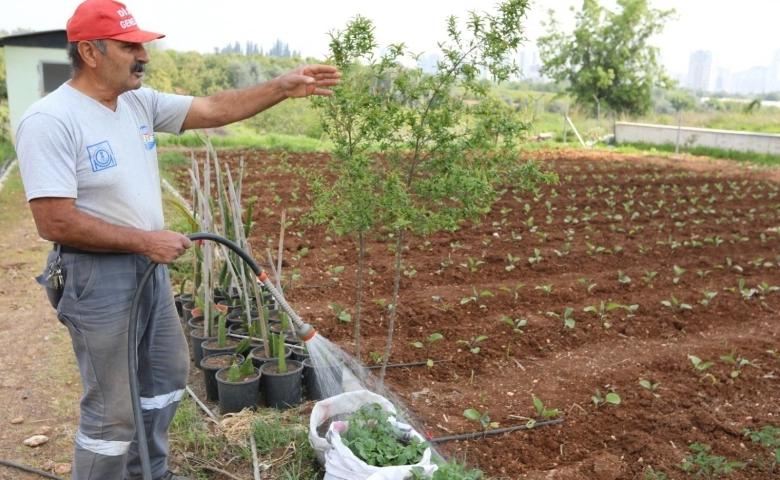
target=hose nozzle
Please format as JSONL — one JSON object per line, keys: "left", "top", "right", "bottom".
{"left": 296, "top": 322, "right": 316, "bottom": 342}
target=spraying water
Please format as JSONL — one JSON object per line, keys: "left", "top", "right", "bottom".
{"left": 259, "top": 265, "right": 444, "bottom": 458}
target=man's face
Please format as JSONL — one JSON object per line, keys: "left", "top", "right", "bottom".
{"left": 96, "top": 39, "right": 149, "bottom": 93}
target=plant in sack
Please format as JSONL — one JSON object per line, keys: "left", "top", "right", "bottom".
{"left": 339, "top": 403, "right": 429, "bottom": 467}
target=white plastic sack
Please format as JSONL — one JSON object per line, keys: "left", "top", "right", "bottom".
{"left": 309, "top": 390, "right": 397, "bottom": 465}
{"left": 323, "top": 418, "right": 436, "bottom": 480}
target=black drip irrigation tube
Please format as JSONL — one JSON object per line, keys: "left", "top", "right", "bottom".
{"left": 130, "top": 233, "right": 267, "bottom": 480}
{"left": 366, "top": 360, "right": 448, "bottom": 369}
{"left": 0, "top": 459, "right": 67, "bottom": 480}
{"left": 429, "top": 418, "right": 565, "bottom": 443}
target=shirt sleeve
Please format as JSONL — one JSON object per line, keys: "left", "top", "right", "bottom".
{"left": 16, "top": 112, "right": 79, "bottom": 201}
{"left": 148, "top": 89, "right": 194, "bottom": 134}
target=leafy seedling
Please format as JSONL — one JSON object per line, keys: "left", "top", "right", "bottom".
{"left": 672, "top": 265, "right": 686, "bottom": 285}
{"left": 461, "top": 257, "right": 485, "bottom": 273}
{"left": 463, "top": 409, "right": 499, "bottom": 434}
{"left": 661, "top": 295, "right": 692, "bottom": 314}
{"left": 577, "top": 277, "right": 597, "bottom": 294}
{"left": 583, "top": 301, "right": 623, "bottom": 328}
{"left": 720, "top": 350, "right": 750, "bottom": 378}
{"left": 591, "top": 390, "right": 621, "bottom": 408}
{"left": 699, "top": 291, "right": 717, "bottom": 308}
{"left": 528, "top": 395, "right": 559, "bottom": 428}
{"left": 548, "top": 307, "right": 575, "bottom": 330}
{"left": 329, "top": 302, "right": 352, "bottom": 323}
{"left": 460, "top": 286, "right": 494, "bottom": 309}
{"left": 457, "top": 335, "right": 488, "bottom": 354}
{"left": 411, "top": 333, "right": 443, "bottom": 368}
{"left": 617, "top": 271, "right": 631, "bottom": 288}
{"left": 639, "top": 379, "right": 661, "bottom": 398}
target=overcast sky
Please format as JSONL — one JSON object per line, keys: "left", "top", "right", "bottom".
{"left": 1, "top": 0, "right": 776, "bottom": 76}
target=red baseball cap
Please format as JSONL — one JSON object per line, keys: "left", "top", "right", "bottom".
{"left": 66, "top": 0, "right": 165, "bottom": 43}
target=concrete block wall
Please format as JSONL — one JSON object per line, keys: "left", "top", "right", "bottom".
{"left": 615, "top": 122, "right": 780, "bottom": 155}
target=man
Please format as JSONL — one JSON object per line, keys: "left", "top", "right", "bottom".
{"left": 14, "top": 1, "right": 340, "bottom": 479}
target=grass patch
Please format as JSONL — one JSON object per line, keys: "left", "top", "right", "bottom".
{"left": 614, "top": 141, "right": 780, "bottom": 166}
{"left": 156, "top": 130, "right": 331, "bottom": 152}
{"left": 0, "top": 139, "right": 15, "bottom": 162}
{"left": 252, "top": 412, "right": 323, "bottom": 480}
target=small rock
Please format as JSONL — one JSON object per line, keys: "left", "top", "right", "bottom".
{"left": 34, "top": 426, "right": 52, "bottom": 435}
{"left": 11, "top": 417, "right": 24, "bottom": 424}
{"left": 44, "top": 460, "right": 56, "bottom": 470}
{"left": 23, "top": 435, "right": 49, "bottom": 447}
{"left": 55, "top": 463, "right": 72, "bottom": 474}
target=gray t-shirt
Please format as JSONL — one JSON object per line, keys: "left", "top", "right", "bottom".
{"left": 16, "top": 83, "right": 193, "bottom": 231}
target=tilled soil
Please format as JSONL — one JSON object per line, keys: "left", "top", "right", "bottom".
{"left": 168, "top": 147, "right": 780, "bottom": 479}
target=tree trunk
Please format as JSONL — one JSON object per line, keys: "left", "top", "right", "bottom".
{"left": 379, "top": 230, "right": 404, "bottom": 383}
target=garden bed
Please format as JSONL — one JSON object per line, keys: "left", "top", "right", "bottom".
{"left": 172, "top": 147, "right": 780, "bottom": 479}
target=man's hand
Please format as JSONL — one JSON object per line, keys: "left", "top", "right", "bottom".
{"left": 279, "top": 65, "right": 342, "bottom": 99}
{"left": 143, "top": 230, "right": 192, "bottom": 264}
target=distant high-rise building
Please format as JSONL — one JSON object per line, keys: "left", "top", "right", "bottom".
{"left": 518, "top": 49, "right": 541, "bottom": 80}
{"left": 732, "top": 66, "right": 769, "bottom": 95}
{"left": 686, "top": 50, "right": 713, "bottom": 92}
{"left": 714, "top": 68, "right": 731, "bottom": 93}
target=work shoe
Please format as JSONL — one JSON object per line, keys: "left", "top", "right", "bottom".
{"left": 155, "top": 471, "right": 195, "bottom": 480}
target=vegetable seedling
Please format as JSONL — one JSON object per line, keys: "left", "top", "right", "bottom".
{"left": 591, "top": 390, "right": 621, "bottom": 408}
{"left": 411, "top": 333, "right": 443, "bottom": 368}
{"left": 457, "top": 335, "right": 488, "bottom": 354}
{"left": 639, "top": 379, "right": 661, "bottom": 398}
{"left": 463, "top": 409, "right": 499, "bottom": 434}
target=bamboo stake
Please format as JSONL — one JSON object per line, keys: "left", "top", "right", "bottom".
{"left": 185, "top": 386, "right": 217, "bottom": 423}
{"left": 276, "top": 210, "right": 285, "bottom": 293}
{"left": 250, "top": 434, "right": 261, "bottom": 480}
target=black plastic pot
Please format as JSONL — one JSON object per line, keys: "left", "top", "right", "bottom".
{"left": 200, "top": 353, "right": 244, "bottom": 401}
{"left": 201, "top": 338, "right": 241, "bottom": 358}
{"left": 182, "top": 301, "right": 196, "bottom": 323}
{"left": 216, "top": 366, "right": 261, "bottom": 414}
{"left": 260, "top": 360, "right": 303, "bottom": 409}
{"left": 189, "top": 328, "right": 216, "bottom": 368}
{"left": 250, "top": 345, "right": 291, "bottom": 372}
{"left": 302, "top": 357, "right": 343, "bottom": 401}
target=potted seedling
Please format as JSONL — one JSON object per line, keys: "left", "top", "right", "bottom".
{"left": 215, "top": 352, "right": 260, "bottom": 414}
{"left": 259, "top": 333, "right": 303, "bottom": 409}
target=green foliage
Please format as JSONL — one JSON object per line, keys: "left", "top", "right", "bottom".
{"left": 412, "top": 457, "right": 485, "bottom": 479}
{"left": 591, "top": 390, "right": 621, "bottom": 408}
{"left": 639, "top": 379, "right": 661, "bottom": 397}
{"left": 743, "top": 425, "right": 780, "bottom": 473}
{"left": 227, "top": 353, "right": 255, "bottom": 382}
{"left": 463, "top": 408, "right": 499, "bottom": 432}
{"left": 457, "top": 335, "right": 488, "bottom": 354}
{"left": 537, "top": 0, "right": 676, "bottom": 116}
{"left": 308, "top": 1, "right": 554, "bottom": 383}
{"left": 680, "top": 443, "right": 744, "bottom": 478}
{"left": 341, "top": 403, "right": 429, "bottom": 467}
{"left": 528, "top": 395, "right": 559, "bottom": 427}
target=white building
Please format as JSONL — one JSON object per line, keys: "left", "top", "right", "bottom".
{"left": 686, "top": 50, "right": 712, "bottom": 92}
{"left": 732, "top": 66, "right": 769, "bottom": 95}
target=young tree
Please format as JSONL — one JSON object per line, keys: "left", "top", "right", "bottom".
{"left": 310, "top": 0, "right": 555, "bottom": 382}
{"left": 537, "top": 0, "right": 676, "bottom": 116}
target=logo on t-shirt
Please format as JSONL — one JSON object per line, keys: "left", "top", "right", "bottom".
{"left": 86, "top": 141, "right": 117, "bottom": 172}
{"left": 140, "top": 125, "right": 156, "bottom": 151}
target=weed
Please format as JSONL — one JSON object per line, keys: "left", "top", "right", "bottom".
{"left": 743, "top": 425, "right": 780, "bottom": 473}
{"left": 680, "top": 443, "right": 745, "bottom": 478}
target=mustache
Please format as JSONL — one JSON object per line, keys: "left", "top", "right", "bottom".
{"left": 131, "top": 62, "right": 146, "bottom": 74}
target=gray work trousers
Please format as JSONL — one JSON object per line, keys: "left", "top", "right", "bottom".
{"left": 45, "top": 251, "right": 189, "bottom": 480}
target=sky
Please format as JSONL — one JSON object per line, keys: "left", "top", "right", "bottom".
{"left": 0, "top": 0, "right": 777, "bottom": 77}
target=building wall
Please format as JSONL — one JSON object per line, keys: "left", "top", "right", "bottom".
{"left": 615, "top": 122, "right": 780, "bottom": 155}
{"left": 4, "top": 45, "right": 68, "bottom": 143}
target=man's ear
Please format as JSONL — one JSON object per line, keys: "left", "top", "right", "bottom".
{"left": 77, "top": 41, "right": 102, "bottom": 69}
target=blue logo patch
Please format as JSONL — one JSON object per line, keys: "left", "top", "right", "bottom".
{"left": 140, "top": 125, "right": 156, "bottom": 151}
{"left": 87, "top": 141, "right": 117, "bottom": 172}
